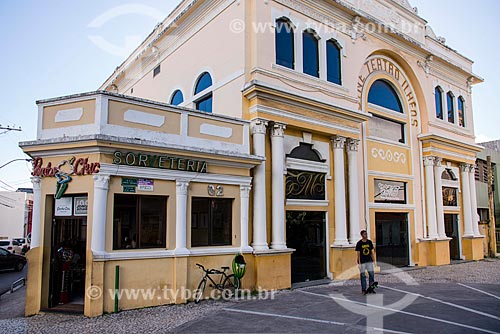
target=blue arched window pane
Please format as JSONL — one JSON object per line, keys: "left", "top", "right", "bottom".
{"left": 435, "top": 86, "right": 443, "bottom": 120}
{"left": 170, "top": 90, "right": 184, "bottom": 106}
{"left": 368, "top": 80, "right": 403, "bottom": 113}
{"left": 195, "top": 72, "right": 213, "bottom": 95}
{"left": 458, "top": 96, "right": 465, "bottom": 127}
{"left": 303, "top": 30, "right": 319, "bottom": 77}
{"left": 327, "top": 40, "right": 341, "bottom": 85}
{"left": 275, "top": 18, "right": 294, "bottom": 69}
{"left": 447, "top": 92, "right": 455, "bottom": 124}
{"left": 196, "top": 94, "right": 213, "bottom": 113}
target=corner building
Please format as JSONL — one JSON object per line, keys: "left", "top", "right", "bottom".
{"left": 21, "top": 0, "right": 484, "bottom": 316}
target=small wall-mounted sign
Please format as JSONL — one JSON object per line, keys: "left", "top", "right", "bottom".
{"left": 121, "top": 178, "right": 138, "bottom": 186}
{"left": 208, "top": 185, "right": 224, "bottom": 196}
{"left": 74, "top": 196, "right": 88, "bottom": 216}
{"left": 374, "top": 179, "right": 406, "bottom": 203}
{"left": 55, "top": 197, "right": 73, "bottom": 216}
{"left": 138, "top": 179, "right": 154, "bottom": 192}
{"left": 123, "top": 186, "right": 136, "bottom": 193}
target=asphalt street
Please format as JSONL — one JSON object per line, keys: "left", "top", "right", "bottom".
{"left": 176, "top": 282, "right": 500, "bottom": 333}
{"left": 0, "top": 265, "right": 27, "bottom": 295}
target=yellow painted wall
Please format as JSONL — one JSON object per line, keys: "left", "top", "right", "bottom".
{"left": 42, "top": 99, "right": 96, "bottom": 129}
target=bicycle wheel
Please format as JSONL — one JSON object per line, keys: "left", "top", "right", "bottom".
{"left": 194, "top": 278, "right": 207, "bottom": 304}
{"left": 222, "top": 274, "right": 240, "bottom": 298}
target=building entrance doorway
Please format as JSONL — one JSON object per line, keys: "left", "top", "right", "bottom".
{"left": 48, "top": 209, "right": 87, "bottom": 311}
{"left": 286, "top": 211, "right": 326, "bottom": 283}
{"left": 444, "top": 214, "right": 460, "bottom": 260}
{"left": 375, "top": 213, "right": 409, "bottom": 268}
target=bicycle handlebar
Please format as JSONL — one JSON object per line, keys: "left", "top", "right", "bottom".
{"left": 196, "top": 263, "right": 228, "bottom": 274}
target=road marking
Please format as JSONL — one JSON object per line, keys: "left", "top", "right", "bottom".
{"left": 299, "top": 290, "right": 500, "bottom": 334}
{"left": 380, "top": 285, "right": 500, "bottom": 321}
{"left": 458, "top": 283, "right": 500, "bottom": 300}
{"left": 222, "top": 308, "right": 412, "bottom": 334}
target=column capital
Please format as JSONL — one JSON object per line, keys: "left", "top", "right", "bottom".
{"left": 251, "top": 119, "right": 268, "bottom": 135}
{"left": 346, "top": 138, "right": 360, "bottom": 152}
{"left": 423, "top": 156, "right": 436, "bottom": 166}
{"left": 332, "top": 136, "right": 346, "bottom": 149}
{"left": 240, "top": 184, "right": 251, "bottom": 198}
{"left": 468, "top": 164, "right": 476, "bottom": 173}
{"left": 93, "top": 174, "right": 110, "bottom": 190}
{"left": 459, "top": 163, "right": 472, "bottom": 172}
{"left": 176, "top": 179, "right": 190, "bottom": 195}
{"left": 31, "top": 176, "right": 41, "bottom": 190}
{"left": 433, "top": 157, "right": 442, "bottom": 167}
{"left": 271, "top": 122, "right": 286, "bottom": 137}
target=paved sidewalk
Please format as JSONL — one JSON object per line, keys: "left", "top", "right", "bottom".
{"left": 0, "top": 286, "right": 25, "bottom": 320}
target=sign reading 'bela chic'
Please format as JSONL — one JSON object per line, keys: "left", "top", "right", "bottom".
{"left": 374, "top": 179, "right": 406, "bottom": 203}
{"left": 112, "top": 151, "right": 207, "bottom": 173}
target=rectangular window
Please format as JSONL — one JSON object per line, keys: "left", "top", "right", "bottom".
{"left": 191, "top": 198, "right": 232, "bottom": 247}
{"left": 153, "top": 64, "right": 161, "bottom": 77}
{"left": 369, "top": 115, "right": 405, "bottom": 143}
{"left": 113, "top": 195, "right": 166, "bottom": 250}
{"left": 478, "top": 208, "right": 489, "bottom": 222}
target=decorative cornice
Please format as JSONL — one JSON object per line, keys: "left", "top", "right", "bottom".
{"left": 94, "top": 174, "right": 110, "bottom": 190}
{"left": 240, "top": 185, "right": 251, "bottom": 198}
{"left": 251, "top": 119, "right": 268, "bottom": 135}
{"left": 332, "top": 136, "right": 346, "bottom": 149}
{"left": 271, "top": 123, "right": 287, "bottom": 137}
{"left": 346, "top": 138, "right": 359, "bottom": 152}
{"left": 176, "top": 179, "right": 190, "bottom": 195}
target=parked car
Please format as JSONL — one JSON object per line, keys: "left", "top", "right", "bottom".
{"left": 0, "top": 240, "right": 23, "bottom": 255}
{"left": 13, "top": 237, "right": 29, "bottom": 254}
{"left": 0, "top": 247, "right": 26, "bottom": 271}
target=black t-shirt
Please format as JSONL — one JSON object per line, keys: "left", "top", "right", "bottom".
{"left": 355, "top": 239, "right": 374, "bottom": 263}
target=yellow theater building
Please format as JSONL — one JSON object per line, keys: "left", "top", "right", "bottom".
{"left": 21, "top": 0, "right": 485, "bottom": 317}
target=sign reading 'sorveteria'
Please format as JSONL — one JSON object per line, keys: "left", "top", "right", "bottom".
{"left": 112, "top": 151, "right": 207, "bottom": 173}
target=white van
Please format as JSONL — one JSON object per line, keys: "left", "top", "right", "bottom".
{"left": 0, "top": 239, "right": 23, "bottom": 254}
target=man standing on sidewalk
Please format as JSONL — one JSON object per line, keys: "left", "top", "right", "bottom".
{"left": 355, "top": 230, "right": 375, "bottom": 295}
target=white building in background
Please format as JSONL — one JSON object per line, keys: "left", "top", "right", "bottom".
{"left": 0, "top": 190, "right": 33, "bottom": 240}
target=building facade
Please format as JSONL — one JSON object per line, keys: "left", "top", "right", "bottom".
{"left": 21, "top": 0, "right": 485, "bottom": 317}
{"left": 475, "top": 140, "right": 500, "bottom": 255}
{"left": 0, "top": 190, "right": 33, "bottom": 241}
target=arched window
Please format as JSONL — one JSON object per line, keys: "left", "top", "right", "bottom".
{"left": 170, "top": 90, "right": 184, "bottom": 106}
{"left": 194, "top": 72, "right": 213, "bottom": 113}
{"left": 458, "top": 96, "right": 465, "bottom": 127}
{"left": 275, "top": 18, "right": 295, "bottom": 69}
{"left": 447, "top": 91, "right": 455, "bottom": 124}
{"left": 368, "top": 79, "right": 403, "bottom": 113}
{"left": 326, "top": 40, "right": 341, "bottom": 85}
{"left": 435, "top": 86, "right": 444, "bottom": 120}
{"left": 303, "top": 30, "right": 319, "bottom": 77}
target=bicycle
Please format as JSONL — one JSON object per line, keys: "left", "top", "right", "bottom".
{"left": 194, "top": 263, "right": 240, "bottom": 303}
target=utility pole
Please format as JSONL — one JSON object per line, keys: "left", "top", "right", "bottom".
{"left": 0, "top": 124, "right": 22, "bottom": 132}
{"left": 487, "top": 156, "right": 497, "bottom": 257}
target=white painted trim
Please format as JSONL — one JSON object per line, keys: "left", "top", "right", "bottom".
{"left": 286, "top": 157, "right": 329, "bottom": 174}
{"left": 366, "top": 136, "right": 410, "bottom": 149}
{"left": 123, "top": 109, "right": 165, "bottom": 127}
{"left": 286, "top": 199, "right": 329, "bottom": 207}
{"left": 54, "top": 108, "right": 83, "bottom": 123}
{"left": 189, "top": 247, "right": 252, "bottom": 256}
{"left": 99, "top": 163, "right": 252, "bottom": 186}
{"left": 422, "top": 147, "right": 475, "bottom": 161}
{"left": 368, "top": 203, "right": 416, "bottom": 210}
{"left": 368, "top": 170, "right": 414, "bottom": 181}
{"left": 249, "top": 104, "right": 360, "bottom": 135}
{"left": 37, "top": 105, "right": 44, "bottom": 140}
{"left": 39, "top": 124, "right": 100, "bottom": 140}
{"left": 200, "top": 123, "right": 233, "bottom": 138}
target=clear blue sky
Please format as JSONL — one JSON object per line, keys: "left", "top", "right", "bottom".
{"left": 0, "top": 0, "right": 498, "bottom": 190}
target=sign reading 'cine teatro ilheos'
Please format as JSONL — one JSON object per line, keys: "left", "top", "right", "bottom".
{"left": 112, "top": 151, "right": 207, "bottom": 173}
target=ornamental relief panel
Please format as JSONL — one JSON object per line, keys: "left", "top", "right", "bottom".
{"left": 367, "top": 141, "right": 411, "bottom": 175}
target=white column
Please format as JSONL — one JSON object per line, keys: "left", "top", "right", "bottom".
{"left": 271, "top": 122, "right": 287, "bottom": 250}
{"left": 240, "top": 185, "right": 252, "bottom": 252}
{"left": 433, "top": 157, "right": 446, "bottom": 238}
{"left": 460, "top": 164, "right": 474, "bottom": 237}
{"left": 91, "top": 175, "right": 110, "bottom": 255}
{"left": 423, "top": 156, "right": 438, "bottom": 239}
{"left": 469, "top": 164, "right": 480, "bottom": 236}
{"left": 251, "top": 119, "right": 269, "bottom": 251}
{"left": 175, "top": 179, "right": 190, "bottom": 255}
{"left": 333, "top": 136, "right": 348, "bottom": 245}
{"left": 30, "top": 176, "right": 42, "bottom": 249}
{"left": 347, "top": 138, "right": 360, "bottom": 244}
